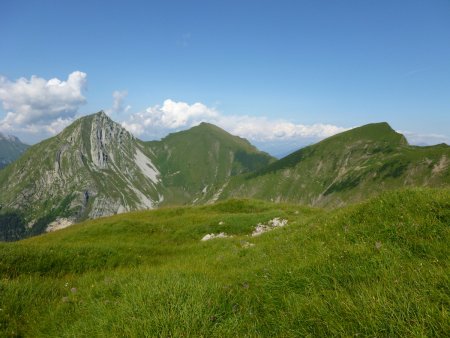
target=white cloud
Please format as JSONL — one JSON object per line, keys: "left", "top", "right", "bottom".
{"left": 0, "top": 71, "right": 86, "bottom": 140}
{"left": 121, "top": 99, "right": 219, "bottom": 137}
{"left": 16, "top": 117, "right": 74, "bottom": 135}
{"left": 216, "top": 115, "right": 346, "bottom": 141}
{"left": 400, "top": 131, "right": 449, "bottom": 146}
{"left": 106, "top": 90, "right": 131, "bottom": 115}
{"left": 122, "top": 99, "right": 347, "bottom": 148}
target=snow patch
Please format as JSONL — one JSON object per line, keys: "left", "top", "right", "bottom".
{"left": 134, "top": 148, "right": 160, "bottom": 183}
{"left": 201, "top": 232, "right": 231, "bottom": 241}
{"left": 252, "top": 217, "right": 288, "bottom": 237}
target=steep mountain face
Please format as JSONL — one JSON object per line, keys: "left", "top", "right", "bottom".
{"left": 148, "top": 122, "right": 275, "bottom": 205}
{"left": 0, "top": 111, "right": 162, "bottom": 229}
{"left": 218, "top": 123, "right": 450, "bottom": 206}
{"left": 0, "top": 133, "right": 29, "bottom": 169}
{"left": 0, "top": 113, "right": 273, "bottom": 234}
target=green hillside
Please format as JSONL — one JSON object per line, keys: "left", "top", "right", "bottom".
{"left": 148, "top": 122, "right": 274, "bottom": 205}
{"left": 1, "top": 188, "right": 448, "bottom": 336}
{"left": 220, "top": 123, "right": 450, "bottom": 206}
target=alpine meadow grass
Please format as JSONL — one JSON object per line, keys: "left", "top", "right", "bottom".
{"left": 1, "top": 188, "right": 448, "bottom": 336}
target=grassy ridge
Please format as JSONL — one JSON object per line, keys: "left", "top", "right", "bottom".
{"left": 221, "top": 123, "right": 450, "bottom": 207}
{"left": 0, "top": 188, "right": 449, "bottom": 336}
{"left": 148, "top": 122, "right": 274, "bottom": 206}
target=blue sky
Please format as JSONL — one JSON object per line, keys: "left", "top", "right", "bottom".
{"left": 1, "top": 0, "right": 449, "bottom": 155}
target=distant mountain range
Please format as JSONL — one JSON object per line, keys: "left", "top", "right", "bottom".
{"left": 0, "top": 132, "right": 29, "bottom": 169}
{"left": 0, "top": 111, "right": 448, "bottom": 237}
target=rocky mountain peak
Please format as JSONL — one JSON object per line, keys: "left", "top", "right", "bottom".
{"left": 0, "top": 110, "right": 164, "bottom": 228}
{"left": 87, "top": 111, "right": 133, "bottom": 169}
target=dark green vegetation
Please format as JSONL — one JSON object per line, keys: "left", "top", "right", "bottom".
{"left": 222, "top": 123, "right": 450, "bottom": 206}
{"left": 0, "top": 212, "right": 26, "bottom": 241}
{"left": 0, "top": 133, "right": 28, "bottom": 169}
{"left": 1, "top": 188, "right": 448, "bottom": 336}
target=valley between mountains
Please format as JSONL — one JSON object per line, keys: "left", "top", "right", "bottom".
{"left": 0, "top": 111, "right": 449, "bottom": 239}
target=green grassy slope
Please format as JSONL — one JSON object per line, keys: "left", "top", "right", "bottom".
{"left": 0, "top": 134, "right": 79, "bottom": 221}
{"left": 1, "top": 188, "right": 448, "bottom": 336}
{"left": 220, "top": 123, "right": 450, "bottom": 207}
{"left": 147, "top": 122, "right": 274, "bottom": 205}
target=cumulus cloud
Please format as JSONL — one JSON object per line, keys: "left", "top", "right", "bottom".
{"left": 122, "top": 99, "right": 347, "bottom": 148}
{"left": 0, "top": 71, "right": 87, "bottom": 139}
{"left": 15, "top": 117, "right": 74, "bottom": 135}
{"left": 121, "top": 99, "right": 219, "bottom": 137}
{"left": 106, "top": 90, "right": 131, "bottom": 115}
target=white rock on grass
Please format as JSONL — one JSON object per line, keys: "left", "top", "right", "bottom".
{"left": 252, "top": 217, "right": 288, "bottom": 237}
{"left": 201, "top": 232, "right": 230, "bottom": 241}
{"left": 241, "top": 241, "right": 255, "bottom": 248}
{"left": 46, "top": 218, "right": 74, "bottom": 232}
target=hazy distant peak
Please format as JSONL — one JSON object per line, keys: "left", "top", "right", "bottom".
{"left": 0, "top": 132, "right": 21, "bottom": 143}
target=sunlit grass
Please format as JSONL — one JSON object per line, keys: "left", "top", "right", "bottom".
{"left": 1, "top": 188, "right": 448, "bottom": 336}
